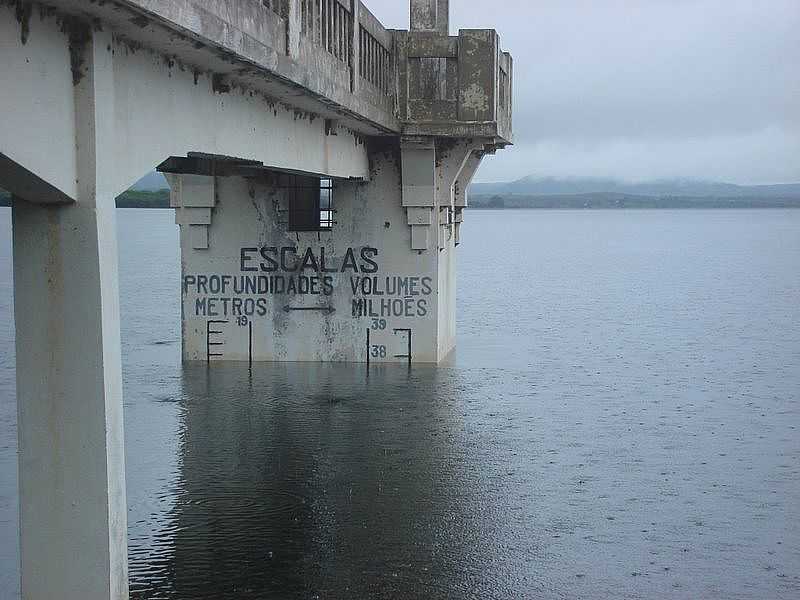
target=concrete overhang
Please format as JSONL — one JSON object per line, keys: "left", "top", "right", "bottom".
{"left": 36, "top": 0, "right": 401, "bottom": 137}
{"left": 157, "top": 152, "right": 360, "bottom": 181}
{"left": 397, "top": 28, "right": 514, "bottom": 145}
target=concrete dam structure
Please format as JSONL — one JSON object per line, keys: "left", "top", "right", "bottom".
{"left": 1, "top": 0, "right": 512, "bottom": 597}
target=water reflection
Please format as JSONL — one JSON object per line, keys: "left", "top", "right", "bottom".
{"left": 3, "top": 209, "right": 799, "bottom": 599}
{"left": 131, "top": 362, "right": 499, "bottom": 599}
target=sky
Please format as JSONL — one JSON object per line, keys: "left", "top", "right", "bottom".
{"left": 366, "top": 0, "right": 800, "bottom": 184}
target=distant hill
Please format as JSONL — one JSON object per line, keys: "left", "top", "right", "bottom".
{"left": 0, "top": 187, "right": 169, "bottom": 208}
{"left": 4, "top": 176, "right": 800, "bottom": 210}
{"left": 471, "top": 176, "right": 800, "bottom": 199}
{"left": 469, "top": 192, "right": 800, "bottom": 210}
{"left": 132, "top": 171, "right": 169, "bottom": 191}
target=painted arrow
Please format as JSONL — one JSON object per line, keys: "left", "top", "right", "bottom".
{"left": 283, "top": 305, "right": 336, "bottom": 315}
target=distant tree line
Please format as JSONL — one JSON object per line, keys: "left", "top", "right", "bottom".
{"left": 469, "top": 193, "right": 800, "bottom": 209}
{"left": 115, "top": 189, "right": 170, "bottom": 208}
{"left": 0, "top": 188, "right": 170, "bottom": 208}
{"left": 3, "top": 188, "right": 800, "bottom": 210}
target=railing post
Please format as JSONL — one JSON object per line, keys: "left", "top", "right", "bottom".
{"left": 285, "top": 0, "right": 301, "bottom": 58}
{"left": 350, "top": 0, "right": 359, "bottom": 93}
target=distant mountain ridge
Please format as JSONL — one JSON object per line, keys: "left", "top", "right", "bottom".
{"left": 470, "top": 176, "right": 800, "bottom": 198}
{"left": 133, "top": 171, "right": 169, "bottom": 191}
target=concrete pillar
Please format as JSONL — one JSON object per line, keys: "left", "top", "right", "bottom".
{"left": 11, "top": 23, "right": 128, "bottom": 600}
{"left": 285, "top": 0, "right": 301, "bottom": 58}
{"left": 350, "top": 0, "right": 360, "bottom": 93}
{"left": 410, "top": 0, "right": 449, "bottom": 35}
{"left": 458, "top": 29, "right": 498, "bottom": 122}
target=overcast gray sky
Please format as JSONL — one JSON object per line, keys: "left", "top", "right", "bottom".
{"left": 368, "top": 0, "right": 800, "bottom": 184}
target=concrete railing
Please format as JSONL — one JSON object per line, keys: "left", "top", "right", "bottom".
{"left": 358, "top": 2, "right": 394, "bottom": 97}
{"left": 293, "top": 1, "right": 394, "bottom": 99}
{"left": 298, "top": 0, "right": 354, "bottom": 67}
{"left": 289, "top": 0, "right": 396, "bottom": 119}
{"left": 252, "top": 0, "right": 512, "bottom": 142}
{"left": 82, "top": 0, "right": 510, "bottom": 141}
{"left": 397, "top": 28, "right": 513, "bottom": 143}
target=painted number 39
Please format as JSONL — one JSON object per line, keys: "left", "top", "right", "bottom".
{"left": 371, "top": 319, "right": 387, "bottom": 330}
{"left": 371, "top": 345, "right": 387, "bottom": 358}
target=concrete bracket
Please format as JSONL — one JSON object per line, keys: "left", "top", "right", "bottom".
{"left": 454, "top": 149, "right": 484, "bottom": 208}
{"left": 167, "top": 174, "right": 216, "bottom": 250}
{"left": 401, "top": 137, "right": 483, "bottom": 250}
{"left": 401, "top": 138, "right": 437, "bottom": 250}
{"left": 410, "top": 223, "right": 430, "bottom": 250}
{"left": 454, "top": 206, "right": 465, "bottom": 245}
{"left": 406, "top": 206, "right": 433, "bottom": 250}
{"left": 435, "top": 140, "right": 484, "bottom": 211}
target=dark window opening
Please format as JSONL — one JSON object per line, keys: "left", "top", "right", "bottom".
{"left": 288, "top": 177, "right": 334, "bottom": 231}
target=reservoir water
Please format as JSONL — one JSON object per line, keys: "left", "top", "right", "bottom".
{"left": 0, "top": 208, "right": 798, "bottom": 599}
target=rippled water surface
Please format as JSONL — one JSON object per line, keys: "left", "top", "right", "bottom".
{"left": 1, "top": 208, "right": 799, "bottom": 599}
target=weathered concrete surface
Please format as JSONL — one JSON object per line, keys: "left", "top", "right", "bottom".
{"left": 0, "top": 2, "right": 371, "bottom": 203}
{"left": 0, "top": 0, "right": 514, "bottom": 595}
{"left": 168, "top": 134, "right": 487, "bottom": 363}
{"left": 172, "top": 142, "right": 455, "bottom": 363}
{"left": 411, "top": 0, "right": 449, "bottom": 35}
{"left": 11, "top": 24, "right": 128, "bottom": 599}
{"left": 42, "top": 0, "right": 399, "bottom": 134}
{"left": 1, "top": 0, "right": 511, "bottom": 202}
{"left": 0, "top": 8, "right": 77, "bottom": 202}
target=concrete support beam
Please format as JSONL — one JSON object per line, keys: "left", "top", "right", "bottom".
{"left": 451, "top": 148, "right": 483, "bottom": 244}
{"left": 399, "top": 138, "right": 483, "bottom": 251}
{"left": 11, "top": 25, "right": 128, "bottom": 600}
{"left": 0, "top": 153, "right": 74, "bottom": 205}
{"left": 454, "top": 149, "right": 483, "bottom": 208}
{"left": 431, "top": 141, "right": 483, "bottom": 249}
{"left": 435, "top": 141, "right": 475, "bottom": 207}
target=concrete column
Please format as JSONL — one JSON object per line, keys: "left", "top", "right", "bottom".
{"left": 350, "top": 0, "right": 360, "bottom": 93}
{"left": 410, "top": 0, "right": 449, "bottom": 35}
{"left": 12, "top": 23, "right": 128, "bottom": 600}
{"left": 458, "top": 30, "right": 498, "bottom": 122}
{"left": 285, "top": 0, "right": 301, "bottom": 58}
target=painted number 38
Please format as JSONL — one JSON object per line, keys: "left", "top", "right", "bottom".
{"left": 371, "top": 345, "right": 387, "bottom": 358}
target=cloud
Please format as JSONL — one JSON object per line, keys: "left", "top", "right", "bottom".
{"left": 480, "top": 127, "right": 800, "bottom": 183}
{"left": 366, "top": 0, "right": 800, "bottom": 184}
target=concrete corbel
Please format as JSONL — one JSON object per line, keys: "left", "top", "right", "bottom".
{"left": 401, "top": 137, "right": 436, "bottom": 250}
{"left": 454, "top": 148, "right": 483, "bottom": 208}
{"left": 434, "top": 140, "right": 484, "bottom": 248}
{"left": 435, "top": 140, "right": 476, "bottom": 208}
{"left": 169, "top": 174, "right": 216, "bottom": 250}
{"left": 452, "top": 147, "right": 485, "bottom": 245}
